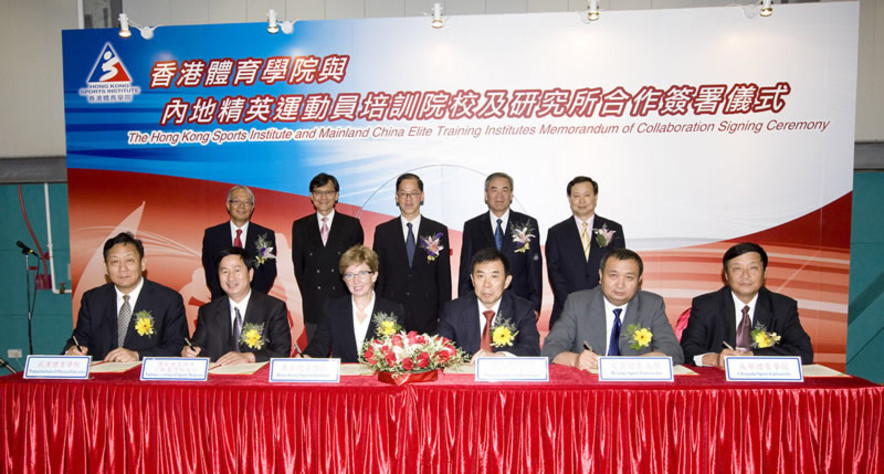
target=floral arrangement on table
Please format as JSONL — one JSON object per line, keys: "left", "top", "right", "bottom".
{"left": 750, "top": 324, "right": 781, "bottom": 349}
{"left": 625, "top": 323, "right": 653, "bottom": 351}
{"left": 254, "top": 233, "right": 277, "bottom": 266}
{"left": 490, "top": 317, "right": 518, "bottom": 348}
{"left": 419, "top": 233, "right": 445, "bottom": 262}
{"left": 134, "top": 310, "right": 155, "bottom": 338}
{"left": 594, "top": 224, "right": 617, "bottom": 248}
{"left": 509, "top": 222, "right": 536, "bottom": 253}
{"left": 360, "top": 313, "right": 466, "bottom": 384}
{"left": 239, "top": 322, "right": 268, "bottom": 350}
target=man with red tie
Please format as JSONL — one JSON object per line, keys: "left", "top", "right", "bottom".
{"left": 438, "top": 248, "right": 539, "bottom": 358}
{"left": 680, "top": 242, "right": 813, "bottom": 368}
{"left": 202, "top": 185, "right": 278, "bottom": 300}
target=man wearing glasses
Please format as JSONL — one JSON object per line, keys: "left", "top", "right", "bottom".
{"left": 292, "top": 173, "right": 364, "bottom": 344}
{"left": 372, "top": 173, "right": 451, "bottom": 334}
{"left": 202, "top": 185, "right": 278, "bottom": 300}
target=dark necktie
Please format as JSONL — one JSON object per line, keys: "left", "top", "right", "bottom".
{"left": 736, "top": 305, "right": 751, "bottom": 349}
{"left": 406, "top": 222, "right": 416, "bottom": 268}
{"left": 234, "top": 229, "right": 243, "bottom": 248}
{"left": 480, "top": 310, "right": 495, "bottom": 352}
{"left": 233, "top": 307, "right": 243, "bottom": 347}
{"left": 494, "top": 218, "right": 503, "bottom": 250}
{"left": 607, "top": 308, "right": 622, "bottom": 356}
{"left": 117, "top": 294, "right": 131, "bottom": 347}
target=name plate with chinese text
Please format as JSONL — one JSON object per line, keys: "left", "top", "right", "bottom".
{"left": 598, "top": 357, "right": 674, "bottom": 382}
{"left": 269, "top": 358, "right": 340, "bottom": 382}
{"left": 23, "top": 355, "right": 91, "bottom": 379}
{"left": 725, "top": 356, "right": 803, "bottom": 382}
{"left": 140, "top": 357, "right": 210, "bottom": 381}
{"left": 475, "top": 357, "right": 549, "bottom": 382}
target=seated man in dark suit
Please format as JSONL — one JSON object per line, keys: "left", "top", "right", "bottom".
{"left": 681, "top": 242, "right": 813, "bottom": 367}
{"left": 63, "top": 232, "right": 187, "bottom": 362}
{"left": 458, "top": 172, "right": 543, "bottom": 315}
{"left": 542, "top": 248, "right": 683, "bottom": 370}
{"left": 292, "top": 173, "right": 364, "bottom": 344}
{"left": 202, "top": 185, "right": 278, "bottom": 300}
{"left": 373, "top": 173, "right": 451, "bottom": 334}
{"left": 304, "top": 245, "right": 404, "bottom": 363}
{"left": 546, "top": 176, "right": 625, "bottom": 329}
{"left": 439, "top": 248, "right": 540, "bottom": 358}
{"left": 182, "top": 247, "right": 291, "bottom": 364}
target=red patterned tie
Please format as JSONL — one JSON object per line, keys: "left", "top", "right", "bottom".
{"left": 480, "top": 310, "right": 495, "bottom": 352}
{"left": 234, "top": 229, "right": 243, "bottom": 248}
{"left": 736, "top": 305, "right": 751, "bottom": 349}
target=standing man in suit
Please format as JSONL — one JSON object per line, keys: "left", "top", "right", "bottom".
{"left": 63, "top": 232, "right": 187, "bottom": 361}
{"left": 373, "top": 173, "right": 451, "bottom": 334}
{"left": 546, "top": 176, "right": 625, "bottom": 329}
{"left": 202, "top": 185, "right": 277, "bottom": 300}
{"left": 182, "top": 247, "right": 291, "bottom": 364}
{"left": 459, "top": 172, "right": 543, "bottom": 315}
{"left": 542, "top": 248, "right": 683, "bottom": 369}
{"left": 292, "top": 173, "right": 364, "bottom": 343}
{"left": 439, "top": 248, "right": 540, "bottom": 358}
{"left": 304, "top": 245, "right": 404, "bottom": 363}
{"left": 681, "top": 242, "right": 813, "bottom": 367}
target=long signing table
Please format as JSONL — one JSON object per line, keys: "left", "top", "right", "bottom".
{"left": 1, "top": 364, "right": 882, "bottom": 473}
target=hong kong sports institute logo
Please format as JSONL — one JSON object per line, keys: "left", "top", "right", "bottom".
{"left": 78, "top": 42, "right": 142, "bottom": 103}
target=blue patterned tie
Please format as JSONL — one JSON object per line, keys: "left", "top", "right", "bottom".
{"left": 607, "top": 308, "right": 622, "bottom": 356}
{"left": 494, "top": 218, "right": 503, "bottom": 250}
{"left": 406, "top": 222, "right": 416, "bottom": 268}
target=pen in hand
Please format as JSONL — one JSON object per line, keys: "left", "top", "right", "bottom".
{"left": 582, "top": 341, "right": 594, "bottom": 353}
{"left": 184, "top": 337, "right": 194, "bottom": 349}
{"left": 72, "top": 335, "right": 83, "bottom": 352}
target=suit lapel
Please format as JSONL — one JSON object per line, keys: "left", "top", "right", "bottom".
{"left": 619, "top": 295, "right": 641, "bottom": 351}
{"left": 753, "top": 289, "right": 772, "bottom": 331}
{"left": 218, "top": 297, "right": 236, "bottom": 349}
{"left": 392, "top": 219, "right": 412, "bottom": 267}
{"left": 588, "top": 290, "right": 608, "bottom": 354}
{"left": 468, "top": 296, "right": 483, "bottom": 352}
{"left": 722, "top": 289, "right": 737, "bottom": 343}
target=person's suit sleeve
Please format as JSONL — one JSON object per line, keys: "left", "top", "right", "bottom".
{"left": 457, "top": 221, "right": 474, "bottom": 299}
{"left": 609, "top": 221, "right": 626, "bottom": 250}
{"left": 190, "top": 304, "right": 210, "bottom": 350}
{"left": 252, "top": 297, "right": 292, "bottom": 361}
{"left": 679, "top": 295, "right": 715, "bottom": 364}
{"left": 643, "top": 294, "right": 684, "bottom": 364}
{"left": 372, "top": 225, "right": 388, "bottom": 297}
{"left": 202, "top": 228, "right": 222, "bottom": 299}
{"left": 545, "top": 226, "right": 570, "bottom": 311}
{"left": 526, "top": 217, "right": 543, "bottom": 311}
{"left": 541, "top": 293, "right": 582, "bottom": 361}
{"left": 437, "top": 301, "right": 457, "bottom": 343}
{"left": 436, "top": 227, "right": 453, "bottom": 315}
{"left": 304, "top": 299, "right": 335, "bottom": 358}
{"left": 349, "top": 217, "right": 365, "bottom": 247}
{"left": 63, "top": 291, "right": 97, "bottom": 354}
{"left": 511, "top": 301, "right": 540, "bottom": 356}
{"left": 755, "top": 297, "right": 813, "bottom": 364}
{"left": 137, "top": 290, "right": 187, "bottom": 358}
{"left": 291, "top": 220, "right": 305, "bottom": 288}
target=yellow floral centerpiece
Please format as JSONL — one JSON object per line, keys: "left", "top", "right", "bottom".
{"left": 134, "top": 310, "right": 155, "bottom": 337}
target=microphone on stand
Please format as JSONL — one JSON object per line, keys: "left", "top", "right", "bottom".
{"left": 16, "top": 241, "right": 37, "bottom": 256}
{"left": 0, "top": 357, "right": 16, "bottom": 374}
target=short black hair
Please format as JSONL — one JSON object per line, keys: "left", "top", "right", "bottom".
{"left": 103, "top": 232, "right": 144, "bottom": 261}
{"left": 310, "top": 173, "right": 340, "bottom": 193}
{"left": 396, "top": 173, "right": 424, "bottom": 192}
{"left": 600, "top": 248, "right": 643, "bottom": 277}
{"left": 470, "top": 247, "right": 511, "bottom": 276}
{"left": 217, "top": 247, "right": 253, "bottom": 270}
{"left": 567, "top": 176, "right": 598, "bottom": 195}
{"left": 723, "top": 242, "right": 768, "bottom": 270}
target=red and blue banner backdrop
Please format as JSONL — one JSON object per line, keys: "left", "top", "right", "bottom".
{"left": 62, "top": 3, "right": 858, "bottom": 367}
